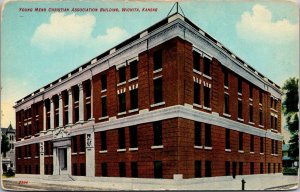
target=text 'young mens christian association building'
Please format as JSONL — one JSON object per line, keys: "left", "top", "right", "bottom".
{"left": 14, "top": 11, "right": 282, "bottom": 179}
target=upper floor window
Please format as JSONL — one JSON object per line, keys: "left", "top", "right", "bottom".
{"left": 74, "top": 86, "right": 79, "bottom": 102}
{"left": 223, "top": 69, "right": 228, "bottom": 87}
{"left": 203, "top": 57, "right": 211, "bottom": 76}
{"left": 118, "top": 93, "right": 126, "bottom": 113}
{"left": 204, "top": 87, "right": 210, "bottom": 108}
{"left": 130, "top": 89, "right": 138, "bottom": 110}
{"left": 205, "top": 124, "right": 211, "bottom": 147}
{"left": 101, "top": 97, "right": 107, "bottom": 117}
{"left": 118, "top": 128, "right": 126, "bottom": 149}
{"left": 249, "top": 105, "right": 253, "bottom": 122}
{"left": 129, "top": 126, "right": 138, "bottom": 148}
{"left": 238, "top": 78, "right": 242, "bottom": 94}
{"left": 130, "top": 60, "right": 138, "bottom": 79}
{"left": 194, "top": 83, "right": 201, "bottom": 105}
{"left": 250, "top": 135, "right": 254, "bottom": 152}
{"left": 100, "top": 131, "right": 107, "bottom": 151}
{"left": 249, "top": 85, "right": 253, "bottom": 99}
{"left": 119, "top": 67, "right": 126, "bottom": 83}
{"left": 101, "top": 74, "right": 107, "bottom": 90}
{"left": 259, "top": 91, "right": 263, "bottom": 103}
{"left": 154, "top": 78, "right": 163, "bottom": 103}
{"left": 239, "top": 132, "right": 243, "bottom": 150}
{"left": 224, "top": 94, "right": 230, "bottom": 114}
{"left": 270, "top": 97, "right": 273, "bottom": 108}
{"left": 84, "top": 81, "right": 91, "bottom": 98}
{"left": 193, "top": 51, "right": 201, "bottom": 71}
{"left": 225, "top": 129, "right": 230, "bottom": 149}
{"left": 260, "top": 137, "right": 264, "bottom": 153}
{"left": 153, "top": 121, "right": 162, "bottom": 146}
{"left": 153, "top": 50, "right": 162, "bottom": 71}
{"left": 259, "top": 109, "right": 263, "bottom": 125}
{"left": 238, "top": 100, "right": 243, "bottom": 119}
{"left": 194, "top": 122, "right": 201, "bottom": 146}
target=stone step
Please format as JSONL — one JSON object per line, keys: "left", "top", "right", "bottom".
{"left": 45, "top": 174, "right": 75, "bottom": 181}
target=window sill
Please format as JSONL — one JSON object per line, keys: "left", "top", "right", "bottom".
{"left": 224, "top": 85, "right": 228, "bottom": 89}
{"left": 250, "top": 151, "right": 255, "bottom": 154}
{"left": 249, "top": 98, "right": 253, "bottom": 102}
{"left": 78, "top": 152, "right": 85, "bottom": 154}
{"left": 35, "top": 156, "right": 39, "bottom": 159}
{"left": 101, "top": 89, "right": 107, "bottom": 93}
{"left": 203, "top": 74, "right": 212, "bottom": 80}
{"left": 194, "top": 146, "right": 203, "bottom": 149}
{"left": 237, "top": 118, "right": 244, "bottom": 122}
{"left": 17, "top": 158, "right": 21, "bottom": 160}
{"left": 99, "top": 150, "right": 108, "bottom": 153}
{"left": 153, "top": 75, "right": 162, "bottom": 80}
{"left": 150, "top": 102, "right": 165, "bottom": 108}
{"left": 117, "top": 81, "right": 126, "bottom": 87}
{"left": 193, "top": 103, "right": 202, "bottom": 108}
{"left": 204, "top": 146, "right": 212, "bottom": 150}
{"left": 271, "top": 129, "right": 278, "bottom": 133}
{"left": 238, "top": 92, "right": 242, "bottom": 96}
{"left": 259, "top": 125, "right": 264, "bottom": 128}
{"left": 129, "top": 109, "right": 139, "bottom": 113}
{"left": 260, "top": 153, "right": 264, "bottom": 155}
{"left": 71, "top": 153, "right": 78, "bottom": 155}
{"left": 225, "top": 149, "right": 231, "bottom": 152}
{"left": 117, "top": 148, "right": 126, "bottom": 152}
{"left": 153, "top": 68, "right": 162, "bottom": 74}
{"left": 44, "top": 155, "right": 49, "bottom": 157}
{"left": 203, "top": 106, "right": 212, "bottom": 111}
{"left": 128, "top": 77, "right": 138, "bottom": 82}
{"left": 117, "top": 112, "right": 127, "bottom": 116}
{"left": 271, "top": 108, "right": 278, "bottom": 113}
{"left": 129, "top": 147, "right": 138, "bottom": 151}
{"left": 249, "top": 122, "right": 255, "bottom": 125}
{"left": 223, "top": 113, "right": 231, "bottom": 118}
{"left": 238, "top": 150, "right": 244, "bottom": 153}
{"left": 193, "top": 69, "right": 202, "bottom": 75}
{"left": 98, "top": 116, "right": 109, "bottom": 121}
{"left": 151, "top": 145, "right": 163, "bottom": 149}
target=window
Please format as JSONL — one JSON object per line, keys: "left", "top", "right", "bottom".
{"left": 101, "top": 97, "right": 107, "bottom": 117}
{"left": 260, "top": 137, "right": 264, "bottom": 153}
{"left": 250, "top": 135, "right": 254, "bottom": 152}
{"left": 195, "top": 160, "right": 201, "bottom": 178}
{"left": 275, "top": 140, "right": 278, "bottom": 154}
{"left": 239, "top": 132, "right": 243, "bottom": 150}
{"left": 239, "top": 162, "right": 243, "bottom": 175}
{"left": 101, "top": 74, "right": 107, "bottom": 90}
{"left": 118, "top": 93, "right": 126, "bottom": 113}
{"left": 35, "top": 143, "right": 39, "bottom": 157}
{"left": 119, "top": 162, "right": 126, "bottom": 177}
{"left": 273, "top": 163, "right": 276, "bottom": 173}
{"left": 204, "top": 87, "right": 210, "bottom": 108}
{"left": 249, "top": 105, "right": 253, "bottom": 122}
{"left": 271, "top": 116, "right": 274, "bottom": 128}
{"left": 100, "top": 131, "right": 107, "bottom": 151}
{"left": 238, "top": 78, "right": 242, "bottom": 94}
{"left": 259, "top": 109, "right": 263, "bottom": 125}
{"left": 249, "top": 85, "right": 253, "bottom": 98}
{"left": 131, "top": 162, "right": 138, "bottom": 177}
{"left": 224, "top": 94, "right": 230, "bottom": 114}
{"left": 154, "top": 78, "right": 163, "bottom": 103}
{"left": 271, "top": 140, "right": 274, "bottom": 154}
{"left": 274, "top": 117, "right": 278, "bottom": 130}
{"left": 194, "top": 122, "right": 201, "bottom": 146}
{"left": 225, "top": 161, "right": 230, "bottom": 176}
{"left": 270, "top": 97, "right": 273, "bottom": 108}
{"left": 250, "top": 162, "right": 254, "bottom": 174}
{"left": 259, "top": 91, "right": 263, "bottom": 103}
{"left": 193, "top": 51, "right": 201, "bottom": 71}
{"left": 80, "top": 163, "right": 86, "bottom": 176}
{"left": 36, "top": 164, "right": 39, "bottom": 174}
{"left": 72, "top": 136, "right": 77, "bottom": 153}
{"left": 153, "top": 50, "right": 162, "bottom": 70}
{"left": 80, "top": 135, "right": 85, "bottom": 152}
{"left": 154, "top": 161, "right": 163, "bottom": 178}
{"left": 194, "top": 83, "right": 201, "bottom": 105}
{"left": 130, "top": 89, "right": 138, "bottom": 110}
{"left": 268, "top": 163, "right": 271, "bottom": 173}
{"left": 118, "top": 128, "right": 126, "bottom": 149}
{"left": 205, "top": 161, "right": 211, "bottom": 177}
{"left": 274, "top": 100, "right": 277, "bottom": 110}
{"left": 101, "top": 163, "right": 107, "bottom": 176}
{"left": 238, "top": 100, "right": 243, "bottom": 119}
{"left": 260, "top": 163, "right": 264, "bottom": 174}
{"left": 129, "top": 126, "right": 138, "bottom": 148}
{"left": 223, "top": 69, "right": 228, "bottom": 87}
{"left": 203, "top": 57, "right": 211, "bottom": 76}
{"left": 225, "top": 129, "right": 230, "bottom": 149}
{"left": 278, "top": 163, "right": 281, "bottom": 172}
{"left": 205, "top": 124, "right": 211, "bottom": 147}
{"left": 153, "top": 122, "right": 162, "bottom": 146}
{"left": 130, "top": 60, "right": 138, "bottom": 79}
{"left": 45, "top": 141, "right": 49, "bottom": 155}
{"left": 119, "top": 67, "right": 126, "bottom": 83}
{"left": 29, "top": 165, "right": 31, "bottom": 174}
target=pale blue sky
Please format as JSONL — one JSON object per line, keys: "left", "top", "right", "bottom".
{"left": 1, "top": 0, "right": 299, "bottom": 128}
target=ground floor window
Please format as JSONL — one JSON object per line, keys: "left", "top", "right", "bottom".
{"left": 195, "top": 160, "right": 201, "bottom": 178}
{"left": 119, "top": 162, "right": 126, "bottom": 177}
{"left": 101, "top": 163, "right": 107, "bottom": 176}
{"left": 80, "top": 163, "right": 86, "bottom": 176}
{"left": 154, "top": 161, "right": 162, "bottom": 178}
{"left": 205, "top": 161, "right": 212, "bottom": 177}
{"left": 73, "top": 164, "right": 77, "bottom": 176}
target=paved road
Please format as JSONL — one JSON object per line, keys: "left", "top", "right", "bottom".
{"left": 2, "top": 180, "right": 110, "bottom": 191}
{"left": 265, "top": 183, "right": 298, "bottom": 190}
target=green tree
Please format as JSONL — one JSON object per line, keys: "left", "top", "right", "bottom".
{"left": 1, "top": 134, "right": 10, "bottom": 158}
{"left": 282, "top": 77, "right": 299, "bottom": 159}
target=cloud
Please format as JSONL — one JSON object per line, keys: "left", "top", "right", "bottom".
{"left": 31, "top": 13, "right": 128, "bottom": 52}
{"left": 236, "top": 4, "right": 298, "bottom": 43}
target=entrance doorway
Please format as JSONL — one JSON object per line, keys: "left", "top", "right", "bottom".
{"left": 58, "top": 148, "right": 67, "bottom": 174}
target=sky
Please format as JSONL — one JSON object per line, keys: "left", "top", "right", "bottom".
{"left": 0, "top": 0, "right": 299, "bottom": 130}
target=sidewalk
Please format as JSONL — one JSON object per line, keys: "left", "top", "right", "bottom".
{"left": 2, "top": 173, "right": 299, "bottom": 190}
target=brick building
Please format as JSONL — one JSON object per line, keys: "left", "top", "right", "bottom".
{"left": 14, "top": 12, "right": 282, "bottom": 179}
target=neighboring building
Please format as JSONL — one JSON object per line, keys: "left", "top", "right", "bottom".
{"left": 14, "top": 12, "right": 282, "bottom": 179}
{"left": 1, "top": 124, "right": 16, "bottom": 172}
{"left": 282, "top": 144, "right": 297, "bottom": 168}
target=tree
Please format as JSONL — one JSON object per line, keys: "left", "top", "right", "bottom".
{"left": 282, "top": 77, "right": 299, "bottom": 160}
{"left": 1, "top": 134, "right": 10, "bottom": 158}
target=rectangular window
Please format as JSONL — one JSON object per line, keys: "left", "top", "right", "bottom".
{"left": 249, "top": 85, "right": 253, "bottom": 98}
{"left": 249, "top": 105, "right": 253, "bottom": 122}
{"left": 271, "top": 116, "right": 274, "bottom": 128}
{"left": 80, "top": 135, "right": 85, "bottom": 152}
{"left": 75, "top": 107, "right": 79, "bottom": 122}
{"left": 101, "top": 97, "right": 107, "bottom": 117}
{"left": 35, "top": 143, "right": 39, "bottom": 156}
{"left": 100, "top": 131, "right": 107, "bottom": 151}
{"left": 239, "top": 162, "right": 243, "bottom": 175}
{"left": 239, "top": 132, "right": 243, "bottom": 150}
{"left": 131, "top": 162, "right": 138, "bottom": 178}
{"left": 118, "top": 93, "right": 126, "bottom": 113}
{"left": 260, "top": 163, "right": 264, "bottom": 174}
{"left": 86, "top": 103, "right": 91, "bottom": 120}
{"left": 205, "top": 161, "right": 211, "bottom": 177}
{"left": 278, "top": 163, "right": 281, "bottom": 172}
{"left": 238, "top": 78, "right": 242, "bottom": 94}
{"left": 101, "top": 163, "right": 107, "bottom": 176}
{"left": 273, "top": 163, "right": 276, "bottom": 173}
{"left": 129, "top": 126, "right": 138, "bottom": 148}
{"left": 153, "top": 50, "right": 162, "bottom": 70}
{"left": 45, "top": 164, "right": 49, "bottom": 175}
{"left": 118, "top": 128, "right": 126, "bottom": 149}
{"left": 154, "top": 78, "right": 163, "bottom": 103}
{"left": 225, "top": 129, "right": 230, "bottom": 149}
{"left": 270, "top": 97, "right": 273, "bottom": 108}
{"left": 80, "top": 163, "right": 85, "bottom": 176}
{"left": 194, "top": 122, "right": 201, "bottom": 146}
{"left": 250, "top": 135, "right": 254, "bottom": 152}
{"left": 36, "top": 164, "right": 39, "bottom": 174}
{"left": 154, "top": 161, "right": 163, "bottom": 178}
{"left": 271, "top": 140, "right": 274, "bottom": 154}
{"left": 203, "top": 57, "right": 211, "bottom": 76}
{"left": 193, "top": 51, "right": 200, "bottom": 71}
{"left": 204, "top": 87, "right": 210, "bottom": 108}
{"left": 45, "top": 142, "right": 49, "bottom": 155}
{"left": 238, "top": 100, "right": 243, "bottom": 119}
{"left": 224, "top": 69, "right": 228, "bottom": 87}
{"left": 194, "top": 83, "right": 200, "bottom": 105}
{"left": 259, "top": 91, "right": 263, "bottom": 103}
{"left": 195, "top": 160, "right": 202, "bottom": 178}
{"left": 153, "top": 121, "right": 162, "bottom": 146}
{"left": 225, "top": 161, "right": 230, "bottom": 176}
{"left": 224, "top": 94, "right": 230, "bottom": 114}
{"left": 205, "top": 124, "right": 211, "bottom": 147}
{"left": 268, "top": 163, "right": 271, "bottom": 173}
{"left": 259, "top": 109, "right": 263, "bottom": 125}
{"left": 130, "top": 89, "right": 138, "bottom": 110}
{"left": 130, "top": 60, "right": 138, "bottom": 79}
{"left": 274, "top": 117, "right": 278, "bottom": 130}
{"left": 260, "top": 137, "right": 264, "bottom": 153}
{"left": 275, "top": 141, "right": 278, "bottom": 154}
{"left": 119, "top": 67, "right": 126, "bottom": 83}
{"left": 250, "top": 162, "right": 254, "bottom": 174}
{"left": 101, "top": 74, "right": 107, "bottom": 90}
{"left": 72, "top": 136, "right": 77, "bottom": 153}
{"left": 119, "top": 162, "right": 126, "bottom": 177}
